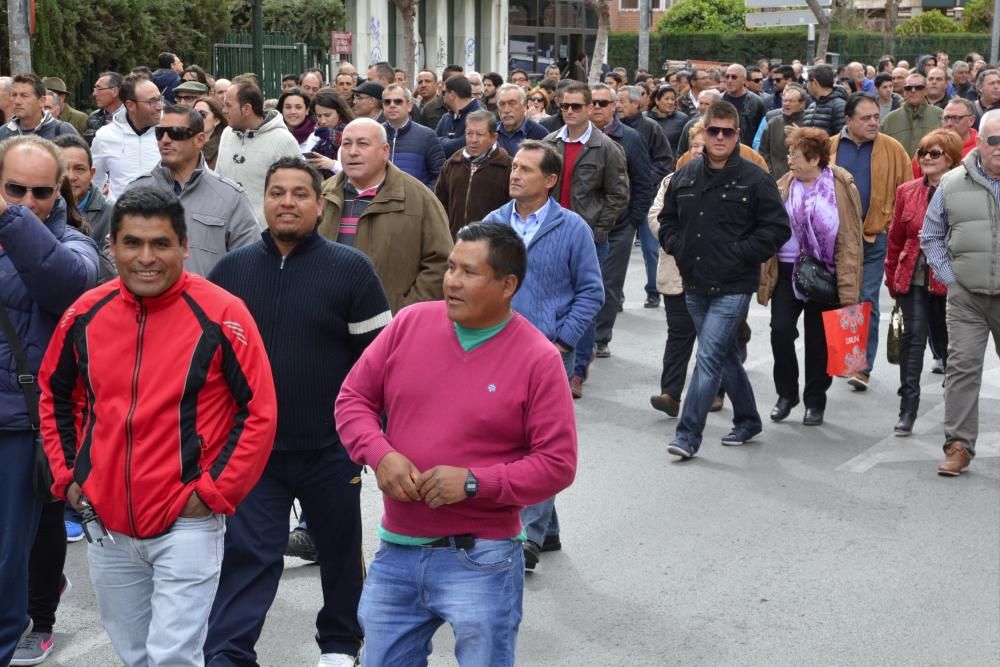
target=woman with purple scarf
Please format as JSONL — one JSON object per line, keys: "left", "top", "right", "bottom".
{"left": 758, "top": 127, "right": 864, "bottom": 426}
{"left": 305, "top": 89, "right": 355, "bottom": 178}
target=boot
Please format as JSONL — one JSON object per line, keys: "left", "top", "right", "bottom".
{"left": 894, "top": 412, "right": 917, "bottom": 436}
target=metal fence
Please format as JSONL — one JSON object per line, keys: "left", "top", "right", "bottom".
{"left": 214, "top": 31, "right": 310, "bottom": 98}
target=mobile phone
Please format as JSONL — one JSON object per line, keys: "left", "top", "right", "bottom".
{"left": 303, "top": 151, "right": 320, "bottom": 159}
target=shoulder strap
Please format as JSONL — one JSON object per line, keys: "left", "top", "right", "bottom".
{"left": 0, "top": 301, "right": 40, "bottom": 429}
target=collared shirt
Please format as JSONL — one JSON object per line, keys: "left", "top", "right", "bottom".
{"left": 510, "top": 198, "right": 553, "bottom": 246}
{"left": 558, "top": 120, "right": 593, "bottom": 145}
{"left": 340, "top": 180, "right": 383, "bottom": 247}
{"left": 921, "top": 154, "right": 1000, "bottom": 286}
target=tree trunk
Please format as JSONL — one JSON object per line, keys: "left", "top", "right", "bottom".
{"left": 805, "top": 0, "right": 832, "bottom": 62}
{"left": 586, "top": 0, "right": 610, "bottom": 84}
{"left": 8, "top": 0, "right": 32, "bottom": 74}
{"left": 389, "top": 0, "right": 418, "bottom": 84}
{"left": 884, "top": 0, "right": 897, "bottom": 55}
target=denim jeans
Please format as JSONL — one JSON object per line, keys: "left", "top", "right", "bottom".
{"left": 88, "top": 514, "right": 225, "bottom": 667}
{"left": 676, "top": 292, "right": 762, "bottom": 451}
{"left": 636, "top": 221, "right": 660, "bottom": 298}
{"left": 860, "top": 233, "right": 888, "bottom": 372}
{"left": 0, "top": 431, "right": 41, "bottom": 667}
{"left": 574, "top": 239, "right": 610, "bottom": 377}
{"left": 358, "top": 539, "right": 524, "bottom": 666}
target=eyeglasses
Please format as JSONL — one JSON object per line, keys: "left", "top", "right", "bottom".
{"left": 705, "top": 126, "right": 737, "bottom": 139}
{"left": 137, "top": 96, "right": 164, "bottom": 106}
{"left": 903, "top": 84, "right": 926, "bottom": 92}
{"left": 383, "top": 98, "right": 407, "bottom": 106}
{"left": 155, "top": 126, "right": 198, "bottom": 141}
{"left": 175, "top": 95, "right": 199, "bottom": 103}
{"left": 529, "top": 97, "right": 545, "bottom": 103}
{"left": 771, "top": 77, "right": 784, "bottom": 84}
{"left": 750, "top": 78, "right": 763, "bottom": 83}
{"left": 354, "top": 94, "right": 371, "bottom": 101}
{"left": 943, "top": 114, "right": 972, "bottom": 122}
{"left": 591, "top": 99, "right": 614, "bottom": 108}
{"left": 986, "top": 135, "right": 1000, "bottom": 146}
{"left": 3, "top": 181, "right": 56, "bottom": 200}
{"left": 559, "top": 102, "right": 585, "bottom": 111}
{"left": 93, "top": 85, "right": 117, "bottom": 91}
{"left": 917, "top": 148, "right": 946, "bottom": 159}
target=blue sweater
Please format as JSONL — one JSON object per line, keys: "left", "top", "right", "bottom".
{"left": 385, "top": 120, "right": 446, "bottom": 187}
{"left": 482, "top": 199, "right": 604, "bottom": 348}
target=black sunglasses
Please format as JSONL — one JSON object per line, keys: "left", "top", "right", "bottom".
{"left": 705, "top": 126, "right": 737, "bottom": 139}
{"left": 155, "top": 126, "right": 199, "bottom": 141}
{"left": 559, "top": 102, "right": 585, "bottom": 112}
{"left": 987, "top": 135, "right": 1000, "bottom": 146}
{"left": 383, "top": 98, "right": 407, "bottom": 106}
{"left": 529, "top": 96, "right": 545, "bottom": 103}
{"left": 917, "top": 148, "right": 945, "bottom": 159}
{"left": 903, "top": 84, "right": 926, "bottom": 92}
{"left": 591, "top": 99, "right": 615, "bottom": 108}
{"left": 3, "top": 181, "right": 56, "bottom": 200}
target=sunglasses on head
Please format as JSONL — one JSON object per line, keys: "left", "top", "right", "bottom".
{"left": 903, "top": 84, "right": 926, "bottom": 92}
{"left": 559, "top": 102, "right": 585, "bottom": 112}
{"left": 705, "top": 126, "right": 737, "bottom": 139}
{"left": 154, "top": 126, "right": 198, "bottom": 141}
{"left": 918, "top": 147, "right": 945, "bottom": 159}
{"left": 591, "top": 99, "right": 615, "bottom": 108}
{"left": 3, "top": 181, "right": 56, "bottom": 200}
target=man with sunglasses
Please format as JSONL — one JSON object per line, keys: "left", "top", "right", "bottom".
{"left": 0, "top": 74, "right": 79, "bottom": 142}
{"left": 722, "top": 64, "right": 766, "bottom": 147}
{"left": 381, "top": 84, "right": 445, "bottom": 187}
{"left": 920, "top": 108, "right": 1000, "bottom": 476}
{"left": 881, "top": 74, "right": 943, "bottom": 158}
{"left": 659, "top": 101, "right": 790, "bottom": 459}
{"left": 91, "top": 75, "right": 163, "bottom": 201}
{"left": 126, "top": 105, "right": 258, "bottom": 277}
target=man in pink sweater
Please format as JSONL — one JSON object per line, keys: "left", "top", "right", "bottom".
{"left": 336, "top": 222, "right": 578, "bottom": 666}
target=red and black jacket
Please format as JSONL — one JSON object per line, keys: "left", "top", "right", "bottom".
{"left": 39, "top": 273, "right": 277, "bottom": 538}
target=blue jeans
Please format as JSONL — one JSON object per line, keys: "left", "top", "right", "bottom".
{"left": 860, "top": 233, "right": 887, "bottom": 373}
{"left": 574, "top": 239, "right": 610, "bottom": 377}
{"left": 636, "top": 222, "right": 660, "bottom": 298}
{"left": 358, "top": 539, "right": 524, "bottom": 666}
{"left": 676, "top": 293, "right": 762, "bottom": 451}
{"left": 89, "top": 514, "right": 226, "bottom": 667}
{"left": 0, "top": 431, "right": 42, "bottom": 666}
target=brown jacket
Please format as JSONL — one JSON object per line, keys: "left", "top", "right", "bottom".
{"left": 435, "top": 147, "right": 512, "bottom": 239}
{"left": 319, "top": 163, "right": 453, "bottom": 313}
{"left": 758, "top": 165, "right": 864, "bottom": 306}
{"left": 829, "top": 132, "right": 910, "bottom": 240}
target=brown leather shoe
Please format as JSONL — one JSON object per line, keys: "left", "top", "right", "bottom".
{"left": 709, "top": 395, "right": 724, "bottom": 412}
{"left": 571, "top": 376, "right": 583, "bottom": 399}
{"left": 938, "top": 441, "right": 971, "bottom": 476}
{"left": 650, "top": 393, "right": 680, "bottom": 417}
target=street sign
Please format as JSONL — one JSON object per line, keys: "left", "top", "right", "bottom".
{"left": 745, "top": 9, "right": 829, "bottom": 28}
{"left": 746, "top": 0, "right": 829, "bottom": 7}
{"left": 330, "top": 31, "right": 352, "bottom": 55}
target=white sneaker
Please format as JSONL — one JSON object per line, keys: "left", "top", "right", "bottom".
{"left": 317, "top": 654, "right": 356, "bottom": 667}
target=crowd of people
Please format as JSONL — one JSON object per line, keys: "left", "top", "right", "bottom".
{"left": 0, "top": 45, "right": 998, "bottom": 667}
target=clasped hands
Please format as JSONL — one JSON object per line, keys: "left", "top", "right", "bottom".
{"left": 375, "top": 451, "right": 469, "bottom": 509}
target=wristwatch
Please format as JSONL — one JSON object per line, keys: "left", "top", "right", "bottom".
{"left": 464, "top": 470, "right": 478, "bottom": 498}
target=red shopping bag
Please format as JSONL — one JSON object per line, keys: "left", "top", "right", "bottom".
{"left": 822, "top": 302, "right": 872, "bottom": 377}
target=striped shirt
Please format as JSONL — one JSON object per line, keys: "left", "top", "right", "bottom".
{"left": 921, "top": 154, "right": 1000, "bottom": 286}
{"left": 339, "top": 182, "right": 381, "bottom": 247}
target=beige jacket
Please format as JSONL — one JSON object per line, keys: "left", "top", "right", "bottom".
{"left": 757, "top": 165, "right": 864, "bottom": 306}
{"left": 647, "top": 174, "right": 683, "bottom": 295}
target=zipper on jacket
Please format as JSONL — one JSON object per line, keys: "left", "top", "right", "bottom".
{"left": 463, "top": 163, "right": 479, "bottom": 225}
{"left": 267, "top": 255, "right": 287, "bottom": 351}
{"left": 124, "top": 300, "right": 146, "bottom": 537}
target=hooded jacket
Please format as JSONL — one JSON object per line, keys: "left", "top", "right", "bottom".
{"left": 0, "top": 111, "right": 78, "bottom": 141}
{"left": 216, "top": 110, "right": 303, "bottom": 226}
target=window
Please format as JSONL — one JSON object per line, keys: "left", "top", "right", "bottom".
{"left": 620, "top": 0, "right": 671, "bottom": 10}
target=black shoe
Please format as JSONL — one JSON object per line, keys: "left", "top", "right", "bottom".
{"left": 541, "top": 534, "right": 562, "bottom": 552}
{"left": 770, "top": 397, "right": 798, "bottom": 422}
{"left": 595, "top": 342, "right": 610, "bottom": 358}
{"left": 894, "top": 411, "right": 917, "bottom": 436}
{"left": 644, "top": 294, "right": 659, "bottom": 308}
{"left": 524, "top": 541, "right": 540, "bottom": 573}
{"left": 650, "top": 393, "right": 680, "bottom": 417}
{"left": 285, "top": 527, "right": 318, "bottom": 561}
{"left": 802, "top": 408, "right": 824, "bottom": 426}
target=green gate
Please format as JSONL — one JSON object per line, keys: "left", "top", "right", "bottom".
{"left": 213, "top": 31, "right": 309, "bottom": 98}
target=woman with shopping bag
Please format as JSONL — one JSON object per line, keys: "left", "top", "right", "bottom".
{"left": 758, "top": 127, "right": 864, "bottom": 426}
{"left": 884, "top": 129, "right": 960, "bottom": 436}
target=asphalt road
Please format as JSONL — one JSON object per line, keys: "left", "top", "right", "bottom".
{"left": 48, "top": 248, "right": 1000, "bottom": 666}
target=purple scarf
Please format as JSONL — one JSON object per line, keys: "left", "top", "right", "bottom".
{"left": 289, "top": 116, "right": 316, "bottom": 145}
{"left": 784, "top": 166, "right": 840, "bottom": 301}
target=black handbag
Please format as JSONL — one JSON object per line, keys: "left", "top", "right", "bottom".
{"left": 794, "top": 254, "right": 839, "bottom": 306}
{"left": 0, "top": 300, "right": 55, "bottom": 502}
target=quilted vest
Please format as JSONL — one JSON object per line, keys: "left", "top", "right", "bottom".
{"left": 940, "top": 152, "right": 1000, "bottom": 295}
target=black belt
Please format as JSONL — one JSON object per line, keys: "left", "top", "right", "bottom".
{"left": 424, "top": 534, "right": 475, "bottom": 549}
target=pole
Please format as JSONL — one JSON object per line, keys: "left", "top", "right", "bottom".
{"left": 992, "top": 0, "right": 1000, "bottom": 65}
{"left": 638, "top": 0, "right": 650, "bottom": 73}
{"left": 807, "top": 23, "right": 816, "bottom": 63}
{"left": 252, "top": 0, "right": 264, "bottom": 92}
{"left": 7, "top": 0, "right": 32, "bottom": 74}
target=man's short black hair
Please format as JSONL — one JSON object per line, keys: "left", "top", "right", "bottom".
{"left": 774, "top": 65, "right": 796, "bottom": 80}
{"left": 160, "top": 104, "right": 205, "bottom": 133}
{"left": 110, "top": 186, "right": 187, "bottom": 244}
{"left": 445, "top": 76, "right": 472, "bottom": 99}
{"left": 604, "top": 72, "right": 623, "bottom": 85}
{"left": 509, "top": 68, "right": 529, "bottom": 82}
{"left": 53, "top": 134, "right": 94, "bottom": 167}
{"left": 281, "top": 73, "right": 299, "bottom": 84}
{"left": 845, "top": 91, "right": 878, "bottom": 118}
{"left": 158, "top": 52, "right": 177, "bottom": 69}
{"left": 232, "top": 79, "right": 265, "bottom": 117}
{"left": 810, "top": 64, "right": 835, "bottom": 89}
{"left": 874, "top": 72, "right": 892, "bottom": 88}
{"left": 484, "top": 72, "right": 504, "bottom": 88}
{"left": 704, "top": 100, "right": 740, "bottom": 129}
{"left": 264, "top": 156, "right": 323, "bottom": 200}
{"left": 561, "top": 81, "right": 592, "bottom": 104}
{"left": 455, "top": 222, "right": 527, "bottom": 295}
{"left": 443, "top": 65, "right": 465, "bottom": 80}
{"left": 12, "top": 73, "right": 45, "bottom": 99}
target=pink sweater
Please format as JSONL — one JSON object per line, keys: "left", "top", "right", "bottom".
{"left": 335, "top": 301, "right": 578, "bottom": 539}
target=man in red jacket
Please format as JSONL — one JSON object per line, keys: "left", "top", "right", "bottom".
{"left": 39, "top": 186, "right": 277, "bottom": 667}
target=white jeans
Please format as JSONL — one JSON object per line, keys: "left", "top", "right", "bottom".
{"left": 88, "top": 514, "right": 225, "bottom": 667}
